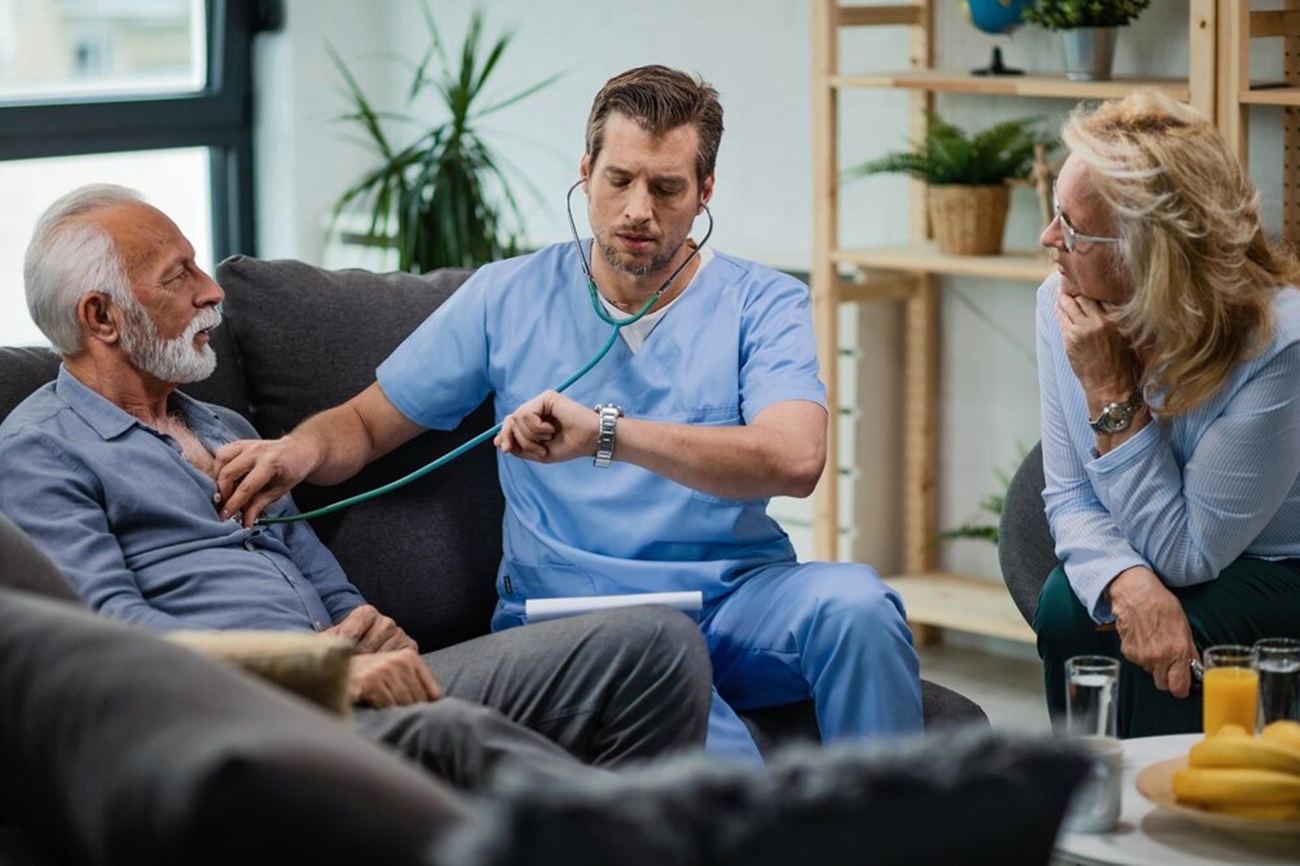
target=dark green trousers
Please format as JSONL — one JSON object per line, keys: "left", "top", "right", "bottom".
{"left": 1034, "top": 558, "right": 1300, "bottom": 738}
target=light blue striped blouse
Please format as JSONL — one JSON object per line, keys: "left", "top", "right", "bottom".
{"left": 1036, "top": 273, "right": 1300, "bottom": 621}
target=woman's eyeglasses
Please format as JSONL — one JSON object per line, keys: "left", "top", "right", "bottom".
{"left": 1053, "top": 184, "right": 1119, "bottom": 253}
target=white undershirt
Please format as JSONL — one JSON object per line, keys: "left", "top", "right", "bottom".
{"left": 596, "top": 246, "right": 715, "bottom": 354}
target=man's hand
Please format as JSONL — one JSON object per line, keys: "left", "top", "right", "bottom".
{"left": 346, "top": 649, "right": 443, "bottom": 708}
{"left": 495, "top": 390, "right": 597, "bottom": 463}
{"left": 213, "top": 435, "right": 318, "bottom": 527}
{"left": 1107, "top": 565, "right": 1199, "bottom": 698}
{"left": 326, "top": 604, "right": 418, "bottom": 653}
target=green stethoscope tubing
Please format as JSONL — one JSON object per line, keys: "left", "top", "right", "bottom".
{"left": 256, "top": 179, "right": 713, "bottom": 525}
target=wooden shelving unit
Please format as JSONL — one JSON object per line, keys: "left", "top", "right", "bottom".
{"left": 809, "top": 1, "right": 1217, "bottom": 646}
{"left": 1217, "top": 0, "right": 1300, "bottom": 249}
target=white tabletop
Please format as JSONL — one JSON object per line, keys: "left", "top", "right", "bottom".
{"left": 1052, "top": 733, "right": 1300, "bottom": 866}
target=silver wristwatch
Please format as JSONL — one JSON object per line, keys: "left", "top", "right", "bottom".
{"left": 1088, "top": 388, "right": 1143, "bottom": 435}
{"left": 593, "top": 403, "right": 623, "bottom": 468}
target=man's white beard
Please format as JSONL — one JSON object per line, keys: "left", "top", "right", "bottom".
{"left": 118, "top": 301, "right": 221, "bottom": 384}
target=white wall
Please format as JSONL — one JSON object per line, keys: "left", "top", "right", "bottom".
{"left": 253, "top": 0, "right": 1270, "bottom": 579}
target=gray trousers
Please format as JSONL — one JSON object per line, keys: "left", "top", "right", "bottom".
{"left": 351, "top": 605, "right": 713, "bottom": 791}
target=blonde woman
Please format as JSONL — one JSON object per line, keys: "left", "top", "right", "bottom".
{"left": 1036, "top": 89, "right": 1300, "bottom": 736}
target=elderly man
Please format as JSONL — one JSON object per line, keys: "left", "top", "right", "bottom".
{"left": 0, "top": 183, "right": 712, "bottom": 789}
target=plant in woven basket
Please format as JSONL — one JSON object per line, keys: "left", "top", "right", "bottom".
{"left": 845, "top": 111, "right": 1056, "bottom": 255}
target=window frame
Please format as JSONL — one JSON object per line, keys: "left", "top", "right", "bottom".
{"left": 0, "top": 0, "right": 283, "bottom": 260}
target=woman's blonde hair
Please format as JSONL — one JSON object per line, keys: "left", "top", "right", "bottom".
{"left": 1062, "top": 89, "right": 1299, "bottom": 416}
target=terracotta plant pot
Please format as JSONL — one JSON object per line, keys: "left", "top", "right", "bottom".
{"left": 926, "top": 184, "right": 1011, "bottom": 256}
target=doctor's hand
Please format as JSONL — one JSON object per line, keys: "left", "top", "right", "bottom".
{"left": 346, "top": 649, "right": 443, "bottom": 708}
{"left": 213, "top": 435, "right": 319, "bottom": 527}
{"left": 1106, "top": 565, "right": 1198, "bottom": 699}
{"left": 495, "top": 390, "right": 598, "bottom": 464}
{"left": 327, "top": 604, "right": 419, "bottom": 654}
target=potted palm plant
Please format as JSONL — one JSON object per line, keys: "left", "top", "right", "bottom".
{"left": 329, "top": 3, "right": 560, "bottom": 272}
{"left": 1021, "top": 0, "right": 1152, "bottom": 81}
{"left": 845, "top": 111, "right": 1056, "bottom": 256}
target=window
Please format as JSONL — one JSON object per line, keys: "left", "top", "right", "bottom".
{"left": 0, "top": 0, "right": 279, "bottom": 346}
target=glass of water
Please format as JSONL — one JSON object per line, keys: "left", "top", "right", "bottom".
{"left": 1065, "top": 655, "right": 1120, "bottom": 738}
{"left": 1253, "top": 637, "right": 1300, "bottom": 726}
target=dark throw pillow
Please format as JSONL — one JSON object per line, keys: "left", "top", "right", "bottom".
{"left": 441, "top": 727, "right": 1090, "bottom": 866}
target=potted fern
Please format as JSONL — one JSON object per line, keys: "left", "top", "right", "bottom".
{"left": 1021, "top": 0, "right": 1152, "bottom": 81}
{"left": 329, "top": 3, "right": 560, "bottom": 272}
{"left": 845, "top": 112, "right": 1056, "bottom": 256}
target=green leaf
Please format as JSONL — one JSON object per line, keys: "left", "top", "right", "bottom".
{"left": 329, "top": 1, "right": 559, "bottom": 272}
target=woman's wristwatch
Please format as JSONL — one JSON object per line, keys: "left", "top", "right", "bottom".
{"left": 1088, "top": 388, "right": 1143, "bottom": 434}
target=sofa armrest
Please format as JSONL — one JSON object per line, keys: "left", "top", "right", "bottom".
{"left": 165, "top": 630, "right": 354, "bottom": 718}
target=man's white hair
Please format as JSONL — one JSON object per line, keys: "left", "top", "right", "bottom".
{"left": 23, "top": 183, "right": 145, "bottom": 354}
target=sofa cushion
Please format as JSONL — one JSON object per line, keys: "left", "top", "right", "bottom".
{"left": 441, "top": 726, "right": 1089, "bottom": 866}
{"left": 0, "top": 586, "right": 466, "bottom": 866}
{"left": 0, "top": 346, "right": 61, "bottom": 424}
{"left": 214, "top": 256, "right": 503, "bottom": 651}
{"left": 164, "top": 630, "right": 356, "bottom": 718}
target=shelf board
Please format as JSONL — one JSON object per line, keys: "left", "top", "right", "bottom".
{"left": 887, "top": 572, "right": 1035, "bottom": 645}
{"left": 1239, "top": 85, "right": 1300, "bottom": 106}
{"left": 832, "top": 69, "right": 1190, "bottom": 101}
{"left": 832, "top": 243, "right": 1053, "bottom": 283}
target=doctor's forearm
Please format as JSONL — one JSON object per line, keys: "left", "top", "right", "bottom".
{"left": 614, "top": 418, "right": 824, "bottom": 500}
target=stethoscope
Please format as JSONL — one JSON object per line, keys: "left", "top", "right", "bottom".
{"left": 257, "top": 178, "right": 713, "bottom": 524}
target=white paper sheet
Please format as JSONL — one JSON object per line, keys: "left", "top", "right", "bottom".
{"left": 524, "top": 591, "right": 703, "bottom": 623}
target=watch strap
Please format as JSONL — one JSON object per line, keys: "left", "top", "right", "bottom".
{"left": 593, "top": 404, "right": 622, "bottom": 468}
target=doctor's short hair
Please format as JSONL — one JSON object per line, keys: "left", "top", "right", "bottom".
{"left": 24, "top": 183, "right": 143, "bottom": 355}
{"left": 585, "top": 64, "right": 724, "bottom": 190}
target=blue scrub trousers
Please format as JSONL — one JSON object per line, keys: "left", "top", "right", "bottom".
{"left": 700, "top": 561, "right": 925, "bottom": 762}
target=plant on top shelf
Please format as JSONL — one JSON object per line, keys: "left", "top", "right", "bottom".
{"left": 1021, "top": 0, "right": 1152, "bottom": 81}
{"left": 1020, "top": 0, "right": 1151, "bottom": 30}
{"left": 844, "top": 111, "right": 1056, "bottom": 256}
{"left": 329, "top": 3, "right": 560, "bottom": 273}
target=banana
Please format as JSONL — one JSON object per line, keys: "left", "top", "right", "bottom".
{"left": 1189, "top": 734, "right": 1300, "bottom": 775}
{"left": 1172, "top": 767, "right": 1300, "bottom": 806}
{"left": 1206, "top": 802, "right": 1300, "bottom": 821}
{"left": 1261, "top": 720, "right": 1300, "bottom": 752}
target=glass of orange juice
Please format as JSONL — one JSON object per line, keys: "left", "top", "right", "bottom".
{"left": 1202, "top": 644, "right": 1259, "bottom": 736}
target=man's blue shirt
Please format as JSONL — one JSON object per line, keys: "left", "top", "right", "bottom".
{"left": 0, "top": 366, "right": 365, "bottom": 632}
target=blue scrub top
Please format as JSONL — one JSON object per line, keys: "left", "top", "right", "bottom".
{"left": 378, "top": 241, "right": 827, "bottom": 625}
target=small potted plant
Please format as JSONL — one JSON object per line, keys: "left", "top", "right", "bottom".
{"left": 1021, "top": 0, "right": 1153, "bottom": 81}
{"left": 845, "top": 111, "right": 1056, "bottom": 256}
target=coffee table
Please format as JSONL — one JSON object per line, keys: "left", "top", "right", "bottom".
{"left": 1052, "top": 733, "right": 1299, "bottom": 865}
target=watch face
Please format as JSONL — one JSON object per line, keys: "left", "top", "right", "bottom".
{"left": 1099, "top": 403, "right": 1134, "bottom": 433}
